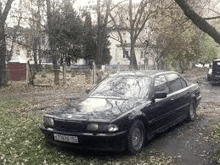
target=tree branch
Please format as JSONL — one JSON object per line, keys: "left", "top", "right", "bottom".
{"left": 175, "top": 0, "right": 220, "bottom": 44}
{"left": 204, "top": 16, "right": 220, "bottom": 20}
{"left": 0, "top": 0, "right": 14, "bottom": 23}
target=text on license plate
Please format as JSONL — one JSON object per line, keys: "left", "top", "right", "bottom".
{"left": 54, "top": 134, "right": 78, "bottom": 143}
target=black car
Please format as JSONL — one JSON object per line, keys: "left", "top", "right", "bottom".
{"left": 40, "top": 70, "right": 201, "bottom": 154}
{"left": 207, "top": 59, "right": 220, "bottom": 84}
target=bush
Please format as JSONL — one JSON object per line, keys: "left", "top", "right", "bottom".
{"left": 41, "top": 69, "right": 47, "bottom": 78}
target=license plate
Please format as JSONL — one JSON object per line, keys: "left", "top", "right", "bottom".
{"left": 54, "top": 134, "right": 78, "bottom": 143}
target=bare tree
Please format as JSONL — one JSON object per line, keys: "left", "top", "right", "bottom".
{"left": 96, "top": 0, "right": 111, "bottom": 66}
{"left": 46, "top": 0, "right": 59, "bottom": 85}
{"left": 110, "top": 0, "right": 160, "bottom": 69}
{"left": 0, "top": 0, "right": 14, "bottom": 86}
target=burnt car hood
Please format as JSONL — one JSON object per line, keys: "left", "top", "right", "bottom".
{"left": 45, "top": 97, "right": 143, "bottom": 122}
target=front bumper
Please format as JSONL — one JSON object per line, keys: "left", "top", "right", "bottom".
{"left": 210, "top": 75, "right": 220, "bottom": 84}
{"left": 40, "top": 124, "right": 127, "bottom": 152}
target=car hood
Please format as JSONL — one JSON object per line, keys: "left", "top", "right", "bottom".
{"left": 46, "top": 97, "right": 143, "bottom": 122}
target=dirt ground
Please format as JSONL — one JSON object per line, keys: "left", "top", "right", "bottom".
{"left": 145, "top": 69, "right": 220, "bottom": 165}
{"left": 1, "top": 68, "right": 220, "bottom": 164}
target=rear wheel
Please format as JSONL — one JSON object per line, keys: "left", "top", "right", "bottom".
{"left": 187, "top": 100, "right": 196, "bottom": 121}
{"left": 127, "top": 120, "right": 145, "bottom": 154}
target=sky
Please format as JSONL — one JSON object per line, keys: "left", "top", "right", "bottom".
{"left": 4, "top": 0, "right": 220, "bottom": 28}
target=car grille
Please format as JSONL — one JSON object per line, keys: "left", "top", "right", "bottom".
{"left": 54, "top": 119, "right": 86, "bottom": 132}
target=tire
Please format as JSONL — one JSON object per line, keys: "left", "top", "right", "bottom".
{"left": 127, "top": 120, "right": 145, "bottom": 154}
{"left": 187, "top": 100, "right": 196, "bottom": 121}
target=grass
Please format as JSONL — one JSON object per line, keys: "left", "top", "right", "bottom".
{"left": 0, "top": 96, "right": 176, "bottom": 165}
{"left": 211, "top": 123, "right": 220, "bottom": 164}
{"left": 41, "top": 69, "right": 47, "bottom": 78}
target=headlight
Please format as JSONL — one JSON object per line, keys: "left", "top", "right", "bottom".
{"left": 87, "top": 123, "right": 119, "bottom": 132}
{"left": 87, "top": 123, "right": 99, "bottom": 131}
{"left": 107, "top": 124, "right": 119, "bottom": 132}
{"left": 43, "top": 116, "right": 54, "bottom": 127}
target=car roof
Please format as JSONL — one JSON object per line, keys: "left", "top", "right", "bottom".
{"left": 110, "top": 70, "right": 177, "bottom": 77}
{"left": 213, "top": 59, "right": 220, "bottom": 62}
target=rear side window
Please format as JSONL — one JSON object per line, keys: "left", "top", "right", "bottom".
{"left": 166, "top": 74, "right": 183, "bottom": 93}
{"left": 179, "top": 77, "right": 187, "bottom": 88}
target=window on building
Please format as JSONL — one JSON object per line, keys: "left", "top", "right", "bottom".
{"left": 123, "top": 50, "right": 129, "bottom": 59}
{"left": 16, "top": 49, "right": 20, "bottom": 56}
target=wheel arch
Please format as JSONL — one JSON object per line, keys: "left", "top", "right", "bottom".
{"left": 190, "top": 94, "right": 197, "bottom": 107}
{"left": 131, "top": 115, "right": 151, "bottom": 140}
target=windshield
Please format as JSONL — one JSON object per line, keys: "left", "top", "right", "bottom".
{"left": 90, "top": 75, "right": 151, "bottom": 99}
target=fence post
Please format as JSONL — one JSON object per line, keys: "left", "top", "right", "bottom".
{"left": 92, "top": 61, "right": 96, "bottom": 84}
{"left": 26, "top": 62, "right": 29, "bottom": 84}
{"left": 63, "top": 62, "right": 66, "bottom": 85}
{"left": 117, "top": 62, "right": 120, "bottom": 73}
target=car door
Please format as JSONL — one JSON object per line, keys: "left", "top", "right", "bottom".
{"left": 145, "top": 75, "right": 175, "bottom": 133}
{"left": 166, "top": 73, "right": 191, "bottom": 121}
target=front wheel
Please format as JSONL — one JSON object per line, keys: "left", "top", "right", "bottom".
{"left": 187, "top": 100, "right": 196, "bottom": 121}
{"left": 127, "top": 120, "right": 145, "bottom": 154}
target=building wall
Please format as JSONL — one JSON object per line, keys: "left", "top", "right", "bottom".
{"left": 109, "top": 31, "right": 154, "bottom": 68}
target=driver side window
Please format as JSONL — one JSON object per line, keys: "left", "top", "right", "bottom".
{"left": 154, "top": 75, "right": 170, "bottom": 94}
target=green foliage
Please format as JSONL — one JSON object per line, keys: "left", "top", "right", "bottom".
{"left": 217, "top": 147, "right": 220, "bottom": 164}
{"left": 151, "top": 1, "right": 218, "bottom": 72}
{"left": 83, "top": 12, "right": 96, "bottom": 61}
{"left": 195, "top": 34, "right": 218, "bottom": 63}
{"left": 49, "top": 4, "right": 84, "bottom": 61}
{"left": 47, "top": 4, "right": 110, "bottom": 66}
{"left": 210, "top": 123, "right": 220, "bottom": 164}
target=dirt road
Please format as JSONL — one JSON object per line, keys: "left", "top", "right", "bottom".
{"left": 144, "top": 70, "right": 220, "bottom": 165}
{"left": 145, "top": 84, "right": 219, "bottom": 165}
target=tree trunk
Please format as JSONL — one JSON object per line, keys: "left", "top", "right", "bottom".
{"left": 53, "top": 55, "right": 59, "bottom": 85}
{"left": 129, "top": 0, "right": 138, "bottom": 70}
{"left": 46, "top": 0, "right": 59, "bottom": 85}
{"left": 96, "top": 0, "right": 102, "bottom": 66}
{"left": 0, "top": 0, "right": 14, "bottom": 86}
{"left": 0, "top": 24, "right": 7, "bottom": 86}
{"left": 130, "top": 45, "right": 138, "bottom": 70}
